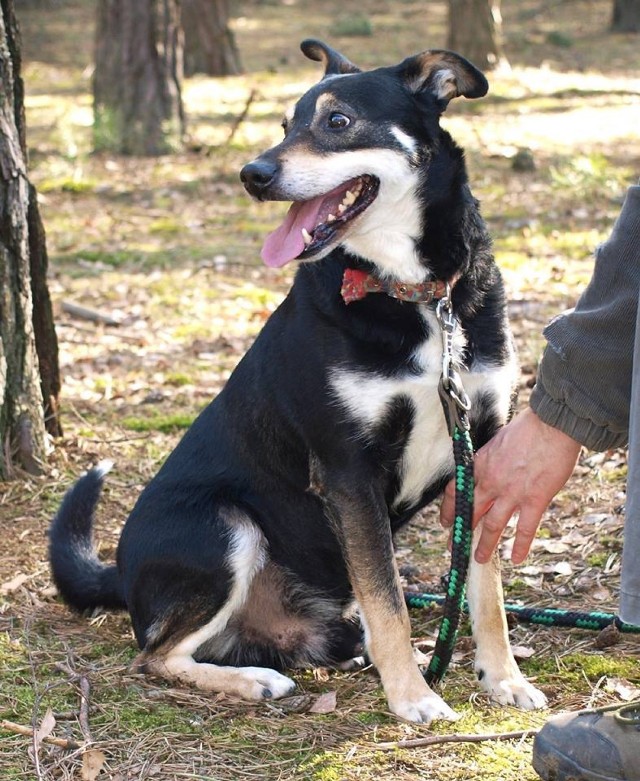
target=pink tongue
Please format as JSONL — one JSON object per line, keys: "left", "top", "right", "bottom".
{"left": 261, "top": 199, "right": 325, "bottom": 268}
{"left": 261, "top": 184, "right": 349, "bottom": 268}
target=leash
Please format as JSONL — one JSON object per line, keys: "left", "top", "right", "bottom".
{"left": 406, "top": 592, "right": 640, "bottom": 634}
{"left": 425, "top": 287, "right": 475, "bottom": 685}
{"left": 423, "top": 289, "right": 640, "bottom": 687}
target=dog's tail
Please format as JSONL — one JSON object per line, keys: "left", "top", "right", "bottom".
{"left": 48, "top": 461, "right": 126, "bottom": 611}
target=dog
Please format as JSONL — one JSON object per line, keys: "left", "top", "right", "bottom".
{"left": 49, "top": 39, "right": 547, "bottom": 723}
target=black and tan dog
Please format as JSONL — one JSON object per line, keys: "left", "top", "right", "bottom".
{"left": 49, "top": 40, "right": 546, "bottom": 723}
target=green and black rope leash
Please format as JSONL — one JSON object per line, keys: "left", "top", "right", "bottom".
{"left": 406, "top": 592, "right": 640, "bottom": 634}
{"left": 420, "top": 286, "right": 640, "bottom": 688}
{"left": 424, "top": 289, "right": 475, "bottom": 686}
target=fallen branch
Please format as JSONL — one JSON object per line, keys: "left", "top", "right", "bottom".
{"left": 78, "top": 677, "right": 92, "bottom": 743}
{"left": 2, "top": 719, "right": 82, "bottom": 751}
{"left": 374, "top": 728, "right": 539, "bottom": 751}
{"left": 225, "top": 89, "right": 257, "bottom": 146}
{"left": 61, "top": 301, "right": 122, "bottom": 327}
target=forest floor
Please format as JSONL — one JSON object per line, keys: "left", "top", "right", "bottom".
{"left": 1, "top": 0, "right": 639, "bottom": 779}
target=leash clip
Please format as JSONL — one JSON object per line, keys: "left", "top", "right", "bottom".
{"left": 436, "top": 285, "right": 471, "bottom": 435}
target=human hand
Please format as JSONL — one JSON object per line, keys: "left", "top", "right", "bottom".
{"left": 440, "top": 407, "right": 582, "bottom": 564}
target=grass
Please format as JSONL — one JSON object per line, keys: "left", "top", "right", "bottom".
{"left": 2, "top": 0, "right": 640, "bottom": 779}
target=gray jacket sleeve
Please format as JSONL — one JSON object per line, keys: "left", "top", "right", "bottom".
{"left": 529, "top": 185, "right": 640, "bottom": 451}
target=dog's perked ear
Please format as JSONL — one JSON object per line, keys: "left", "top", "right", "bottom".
{"left": 300, "top": 38, "right": 361, "bottom": 77}
{"left": 398, "top": 49, "right": 488, "bottom": 106}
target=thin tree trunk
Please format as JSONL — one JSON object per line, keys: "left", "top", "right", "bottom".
{"left": 182, "top": 0, "right": 242, "bottom": 77}
{"left": 1, "top": 0, "right": 58, "bottom": 478}
{"left": 447, "top": 0, "right": 507, "bottom": 71}
{"left": 611, "top": 0, "right": 640, "bottom": 31}
{"left": 28, "top": 183, "right": 62, "bottom": 437}
{"left": 93, "top": 0, "right": 185, "bottom": 155}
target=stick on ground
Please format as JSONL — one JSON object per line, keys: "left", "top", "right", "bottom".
{"left": 374, "top": 728, "right": 539, "bottom": 751}
{"left": 2, "top": 719, "right": 82, "bottom": 751}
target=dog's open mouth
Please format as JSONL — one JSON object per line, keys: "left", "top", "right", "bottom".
{"left": 261, "top": 175, "right": 379, "bottom": 268}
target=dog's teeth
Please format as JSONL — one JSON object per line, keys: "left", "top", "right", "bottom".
{"left": 301, "top": 228, "right": 312, "bottom": 245}
{"left": 327, "top": 213, "right": 336, "bottom": 222}
{"left": 343, "top": 190, "right": 356, "bottom": 206}
{"left": 338, "top": 203, "right": 347, "bottom": 214}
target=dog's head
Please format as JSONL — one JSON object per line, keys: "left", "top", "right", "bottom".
{"left": 241, "top": 40, "right": 487, "bottom": 279}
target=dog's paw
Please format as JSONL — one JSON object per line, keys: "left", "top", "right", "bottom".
{"left": 237, "top": 667, "right": 297, "bottom": 701}
{"left": 335, "top": 655, "right": 367, "bottom": 672}
{"left": 388, "top": 687, "right": 460, "bottom": 724}
{"left": 478, "top": 667, "right": 547, "bottom": 710}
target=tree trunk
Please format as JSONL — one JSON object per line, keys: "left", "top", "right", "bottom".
{"left": 1, "top": 0, "right": 61, "bottom": 479}
{"left": 611, "top": 0, "right": 640, "bottom": 31}
{"left": 447, "top": 0, "right": 507, "bottom": 71}
{"left": 182, "top": 0, "right": 242, "bottom": 77}
{"left": 93, "top": 0, "right": 185, "bottom": 155}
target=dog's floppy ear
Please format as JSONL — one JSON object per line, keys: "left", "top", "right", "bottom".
{"left": 399, "top": 50, "right": 488, "bottom": 104}
{"left": 301, "top": 39, "right": 361, "bottom": 77}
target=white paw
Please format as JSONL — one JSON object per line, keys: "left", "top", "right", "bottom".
{"left": 389, "top": 687, "right": 460, "bottom": 724}
{"left": 335, "top": 655, "right": 367, "bottom": 671}
{"left": 479, "top": 668, "right": 547, "bottom": 710}
{"left": 238, "top": 667, "right": 297, "bottom": 701}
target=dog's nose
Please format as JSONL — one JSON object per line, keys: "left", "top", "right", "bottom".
{"left": 240, "top": 159, "right": 278, "bottom": 196}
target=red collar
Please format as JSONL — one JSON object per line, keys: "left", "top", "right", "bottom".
{"left": 341, "top": 268, "right": 451, "bottom": 305}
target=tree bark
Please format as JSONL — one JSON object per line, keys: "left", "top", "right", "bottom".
{"left": 1, "top": 0, "right": 60, "bottom": 479}
{"left": 447, "top": 0, "right": 507, "bottom": 71}
{"left": 611, "top": 0, "right": 640, "bottom": 31}
{"left": 93, "top": 0, "right": 185, "bottom": 155}
{"left": 182, "top": 0, "right": 242, "bottom": 77}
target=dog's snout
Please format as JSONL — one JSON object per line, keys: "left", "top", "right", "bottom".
{"left": 240, "top": 159, "right": 279, "bottom": 197}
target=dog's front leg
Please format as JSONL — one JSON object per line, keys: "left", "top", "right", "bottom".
{"left": 323, "top": 476, "right": 459, "bottom": 724}
{"left": 467, "top": 527, "right": 547, "bottom": 709}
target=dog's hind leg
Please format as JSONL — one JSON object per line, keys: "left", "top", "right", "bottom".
{"left": 467, "top": 528, "right": 547, "bottom": 709}
{"left": 132, "top": 510, "right": 296, "bottom": 701}
{"left": 143, "top": 656, "right": 296, "bottom": 701}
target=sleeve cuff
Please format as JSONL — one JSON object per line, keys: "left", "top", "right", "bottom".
{"left": 530, "top": 375, "right": 629, "bottom": 451}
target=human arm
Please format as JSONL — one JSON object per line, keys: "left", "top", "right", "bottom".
{"left": 441, "top": 185, "right": 640, "bottom": 562}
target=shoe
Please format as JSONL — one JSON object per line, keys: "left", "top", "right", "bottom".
{"left": 533, "top": 699, "right": 640, "bottom": 781}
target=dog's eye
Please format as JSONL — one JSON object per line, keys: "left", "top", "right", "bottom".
{"left": 328, "top": 112, "right": 351, "bottom": 130}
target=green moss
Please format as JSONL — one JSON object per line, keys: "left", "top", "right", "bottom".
{"left": 121, "top": 412, "right": 197, "bottom": 433}
{"left": 521, "top": 652, "right": 640, "bottom": 690}
{"left": 587, "top": 552, "right": 609, "bottom": 567}
{"left": 149, "top": 217, "right": 182, "bottom": 235}
{"left": 546, "top": 30, "right": 574, "bottom": 48}
{"left": 38, "top": 176, "right": 97, "bottom": 194}
{"left": 329, "top": 13, "right": 373, "bottom": 37}
{"left": 603, "top": 466, "right": 627, "bottom": 482}
{"left": 63, "top": 249, "right": 142, "bottom": 268}
{"left": 164, "top": 371, "right": 193, "bottom": 387}
{"left": 299, "top": 751, "right": 352, "bottom": 781}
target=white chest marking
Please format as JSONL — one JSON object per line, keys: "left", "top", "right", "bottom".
{"left": 330, "top": 309, "right": 516, "bottom": 509}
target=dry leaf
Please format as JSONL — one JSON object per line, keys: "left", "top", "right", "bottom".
{"left": 512, "top": 645, "right": 535, "bottom": 659}
{"left": 544, "top": 561, "right": 573, "bottom": 576}
{"left": 534, "top": 539, "right": 571, "bottom": 554}
{"left": 34, "top": 708, "right": 56, "bottom": 752}
{"left": 605, "top": 678, "right": 640, "bottom": 701}
{"left": 594, "top": 623, "right": 621, "bottom": 649}
{"left": 582, "top": 513, "right": 611, "bottom": 525}
{"left": 309, "top": 691, "right": 337, "bottom": 714}
{"left": 0, "top": 573, "right": 30, "bottom": 595}
{"left": 82, "top": 748, "right": 106, "bottom": 781}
